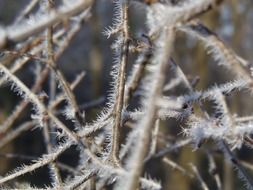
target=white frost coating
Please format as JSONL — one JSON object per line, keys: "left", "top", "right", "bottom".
{"left": 147, "top": 0, "right": 215, "bottom": 34}
{"left": 103, "top": 0, "right": 123, "bottom": 39}
{"left": 0, "top": 65, "right": 45, "bottom": 126}
{"left": 6, "top": 0, "right": 92, "bottom": 42}
{"left": 0, "top": 140, "right": 73, "bottom": 185}
{"left": 172, "top": 78, "right": 250, "bottom": 105}
{"left": 179, "top": 25, "right": 251, "bottom": 79}
{"left": 185, "top": 112, "right": 253, "bottom": 150}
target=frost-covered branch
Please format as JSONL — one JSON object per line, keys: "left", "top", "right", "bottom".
{"left": 0, "top": 0, "right": 93, "bottom": 49}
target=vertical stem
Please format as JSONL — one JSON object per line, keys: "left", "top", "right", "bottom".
{"left": 43, "top": 2, "right": 85, "bottom": 127}
{"left": 224, "top": 158, "right": 233, "bottom": 190}
{"left": 43, "top": 0, "right": 62, "bottom": 187}
{"left": 110, "top": 0, "right": 129, "bottom": 165}
{"left": 125, "top": 28, "right": 175, "bottom": 190}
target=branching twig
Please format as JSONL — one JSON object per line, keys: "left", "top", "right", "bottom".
{"left": 0, "top": 0, "right": 93, "bottom": 49}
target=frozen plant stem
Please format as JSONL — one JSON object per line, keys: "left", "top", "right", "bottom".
{"left": 43, "top": 0, "right": 62, "bottom": 187}
{"left": 45, "top": 21, "right": 85, "bottom": 126}
{"left": 51, "top": 65, "right": 85, "bottom": 125}
{"left": 221, "top": 141, "right": 253, "bottom": 189}
{"left": 110, "top": 0, "right": 129, "bottom": 166}
{"left": 0, "top": 141, "right": 73, "bottom": 185}
{"left": 190, "top": 163, "right": 209, "bottom": 190}
{"left": 124, "top": 28, "right": 175, "bottom": 190}
{"left": 0, "top": 63, "right": 80, "bottom": 145}
{"left": 206, "top": 151, "right": 222, "bottom": 190}
{"left": 0, "top": 16, "right": 86, "bottom": 134}
{"left": 0, "top": 0, "right": 93, "bottom": 49}
{"left": 163, "top": 157, "right": 194, "bottom": 179}
{"left": 0, "top": 121, "right": 36, "bottom": 150}
{"left": 0, "top": 67, "right": 49, "bottom": 133}
{"left": 124, "top": 46, "right": 152, "bottom": 106}
{"left": 15, "top": 0, "right": 40, "bottom": 23}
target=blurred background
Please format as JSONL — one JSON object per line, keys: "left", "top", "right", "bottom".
{"left": 0, "top": 0, "right": 253, "bottom": 189}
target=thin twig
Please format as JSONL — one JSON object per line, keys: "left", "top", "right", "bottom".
{"left": 0, "top": 121, "right": 36, "bottom": 150}
{"left": 163, "top": 157, "right": 194, "bottom": 179}
{"left": 123, "top": 27, "right": 175, "bottom": 190}
{"left": 0, "top": 0, "right": 93, "bottom": 49}
{"left": 15, "top": 0, "right": 40, "bottom": 23}
{"left": 109, "top": 0, "right": 130, "bottom": 166}
{"left": 43, "top": 0, "right": 62, "bottom": 187}
{"left": 206, "top": 151, "right": 222, "bottom": 190}
{"left": 190, "top": 163, "right": 209, "bottom": 190}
